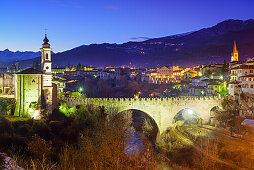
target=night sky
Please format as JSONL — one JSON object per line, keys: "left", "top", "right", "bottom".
{"left": 0, "top": 0, "right": 254, "bottom": 52}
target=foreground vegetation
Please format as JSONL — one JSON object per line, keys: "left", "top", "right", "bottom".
{"left": 0, "top": 104, "right": 161, "bottom": 169}
{"left": 0, "top": 98, "right": 254, "bottom": 169}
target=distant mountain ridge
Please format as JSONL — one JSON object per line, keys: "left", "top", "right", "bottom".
{"left": 1, "top": 19, "right": 254, "bottom": 68}
{"left": 0, "top": 49, "right": 41, "bottom": 62}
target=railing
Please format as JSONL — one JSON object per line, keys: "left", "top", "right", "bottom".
{"left": 61, "top": 96, "right": 224, "bottom": 103}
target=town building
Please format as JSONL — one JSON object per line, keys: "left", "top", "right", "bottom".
{"left": 148, "top": 66, "right": 173, "bottom": 84}
{"left": 229, "top": 41, "right": 254, "bottom": 98}
{"left": 0, "top": 73, "right": 14, "bottom": 94}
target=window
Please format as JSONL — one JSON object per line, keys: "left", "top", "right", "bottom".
{"left": 32, "top": 79, "right": 35, "bottom": 83}
{"left": 251, "top": 70, "right": 253, "bottom": 73}
{"left": 46, "top": 66, "right": 49, "bottom": 70}
{"left": 251, "top": 84, "right": 254, "bottom": 88}
{"left": 46, "top": 53, "right": 49, "bottom": 59}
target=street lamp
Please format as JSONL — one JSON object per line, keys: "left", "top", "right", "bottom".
{"left": 78, "top": 87, "right": 84, "bottom": 93}
{"left": 186, "top": 109, "right": 194, "bottom": 115}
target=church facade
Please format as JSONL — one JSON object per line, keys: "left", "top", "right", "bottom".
{"left": 14, "top": 35, "right": 58, "bottom": 118}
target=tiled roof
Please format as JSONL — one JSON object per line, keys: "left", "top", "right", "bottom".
{"left": 16, "top": 68, "right": 43, "bottom": 74}
{"left": 228, "top": 81, "right": 241, "bottom": 84}
{"left": 240, "top": 75, "right": 254, "bottom": 77}
{"left": 191, "top": 76, "right": 201, "bottom": 79}
{"left": 207, "top": 82, "right": 220, "bottom": 86}
{"left": 231, "top": 64, "right": 254, "bottom": 70}
{"left": 189, "top": 86, "right": 205, "bottom": 89}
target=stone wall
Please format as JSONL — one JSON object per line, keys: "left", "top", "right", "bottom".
{"left": 62, "top": 96, "right": 223, "bottom": 134}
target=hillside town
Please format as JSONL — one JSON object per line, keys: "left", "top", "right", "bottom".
{"left": 0, "top": 41, "right": 253, "bottom": 100}
{"left": 1, "top": 0, "right": 254, "bottom": 168}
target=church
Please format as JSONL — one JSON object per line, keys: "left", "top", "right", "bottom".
{"left": 229, "top": 41, "right": 254, "bottom": 98}
{"left": 14, "top": 34, "right": 59, "bottom": 118}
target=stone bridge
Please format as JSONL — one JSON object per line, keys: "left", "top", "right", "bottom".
{"left": 62, "top": 97, "right": 223, "bottom": 134}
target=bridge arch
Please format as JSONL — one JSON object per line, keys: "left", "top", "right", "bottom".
{"left": 172, "top": 108, "right": 199, "bottom": 124}
{"left": 209, "top": 106, "right": 223, "bottom": 125}
{"left": 118, "top": 108, "right": 160, "bottom": 134}
{"left": 119, "top": 109, "right": 159, "bottom": 143}
{"left": 171, "top": 101, "right": 223, "bottom": 126}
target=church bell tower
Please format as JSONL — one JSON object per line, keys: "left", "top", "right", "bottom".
{"left": 41, "top": 34, "right": 52, "bottom": 74}
{"left": 41, "top": 34, "right": 53, "bottom": 113}
{"left": 231, "top": 41, "right": 238, "bottom": 62}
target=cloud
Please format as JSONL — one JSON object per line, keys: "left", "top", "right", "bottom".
{"left": 129, "top": 37, "right": 150, "bottom": 41}
{"left": 104, "top": 5, "right": 119, "bottom": 10}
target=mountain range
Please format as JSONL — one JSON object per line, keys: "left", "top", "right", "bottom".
{"left": 0, "top": 49, "right": 41, "bottom": 62}
{"left": 1, "top": 19, "right": 254, "bottom": 68}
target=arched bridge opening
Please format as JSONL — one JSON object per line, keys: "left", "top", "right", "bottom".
{"left": 173, "top": 108, "right": 200, "bottom": 125}
{"left": 119, "top": 109, "right": 159, "bottom": 144}
{"left": 209, "top": 106, "right": 223, "bottom": 126}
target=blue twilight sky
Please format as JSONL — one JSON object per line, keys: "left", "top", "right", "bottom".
{"left": 0, "top": 0, "right": 254, "bottom": 52}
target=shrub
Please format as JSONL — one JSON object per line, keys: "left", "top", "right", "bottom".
{"left": 0, "top": 154, "right": 4, "bottom": 167}
{"left": 0, "top": 98, "right": 15, "bottom": 115}
{"left": 16, "top": 124, "right": 32, "bottom": 136}
{"left": 27, "top": 134, "right": 52, "bottom": 160}
{"left": 0, "top": 117, "right": 14, "bottom": 135}
{"left": 49, "top": 121, "right": 64, "bottom": 135}
{"left": 0, "top": 134, "right": 27, "bottom": 153}
{"left": 32, "top": 121, "right": 51, "bottom": 140}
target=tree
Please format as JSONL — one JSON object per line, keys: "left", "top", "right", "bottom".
{"left": 222, "top": 59, "right": 229, "bottom": 75}
{"left": 215, "top": 98, "right": 239, "bottom": 136}
{"left": 76, "top": 63, "right": 82, "bottom": 70}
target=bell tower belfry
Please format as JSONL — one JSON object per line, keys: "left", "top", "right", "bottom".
{"left": 231, "top": 41, "right": 239, "bottom": 62}
{"left": 41, "top": 34, "right": 52, "bottom": 74}
{"left": 41, "top": 34, "right": 53, "bottom": 113}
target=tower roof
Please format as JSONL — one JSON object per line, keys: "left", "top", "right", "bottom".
{"left": 42, "top": 34, "right": 50, "bottom": 48}
{"left": 233, "top": 40, "right": 238, "bottom": 53}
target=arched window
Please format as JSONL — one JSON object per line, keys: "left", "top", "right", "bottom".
{"left": 46, "top": 53, "right": 49, "bottom": 60}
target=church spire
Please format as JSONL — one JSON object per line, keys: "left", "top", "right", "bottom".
{"left": 233, "top": 40, "right": 238, "bottom": 53}
{"left": 231, "top": 40, "right": 239, "bottom": 62}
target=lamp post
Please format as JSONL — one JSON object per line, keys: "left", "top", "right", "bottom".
{"left": 78, "top": 87, "right": 84, "bottom": 93}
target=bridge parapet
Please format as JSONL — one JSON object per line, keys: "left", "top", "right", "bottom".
{"left": 61, "top": 96, "right": 224, "bottom": 103}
